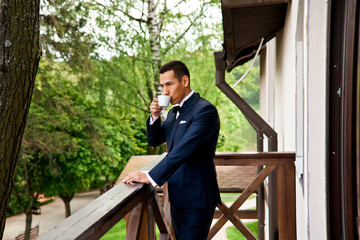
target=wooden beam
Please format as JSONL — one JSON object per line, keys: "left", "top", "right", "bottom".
{"left": 222, "top": 0, "right": 290, "bottom": 8}
{"left": 213, "top": 209, "right": 258, "bottom": 219}
{"left": 126, "top": 203, "right": 144, "bottom": 240}
{"left": 223, "top": 7, "right": 235, "bottom": 64}
{"left": 215, "top": 152, "right": 295, "bottom": 166}
{"left": 216, "top": 152, "right": 295, "bottom": 159}
{"left": 139, "top": 197, "right": 156, "bottom": 240}
{"left": 215, "top": 157, "right": 293, "bottom": 166}
{"left": 277, "top": 164, "right": 296, "bottom": 239}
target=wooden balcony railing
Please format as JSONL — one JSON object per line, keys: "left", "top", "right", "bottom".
{"left": 38, "top": 152, "right": 296, "bottom": 240}
{"left": 211, "top": 152, "right": 296, "bottom": 240}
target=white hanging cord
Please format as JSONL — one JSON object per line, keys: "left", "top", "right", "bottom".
{"left": 232, "top": 37, "right": 264, "bottom": 88}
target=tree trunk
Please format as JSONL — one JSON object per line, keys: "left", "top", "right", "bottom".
{"left": 0, "top": 0, "right": 41, "bottom": 237}
{"left": 24, "top": 211, "right": 33, "bottom": 240}
{"left": 60, "top": 193, "right": 74, "bottom": 218}
{"left": 147, "top": 0, "right": 162, "bottom": 96}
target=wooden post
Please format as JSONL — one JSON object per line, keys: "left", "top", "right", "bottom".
{"left": 138, "top": 197, "right": 155, "bottom": 240}
{"left": 162, "top": 183, "right": 174, "bottom": 238}
{"left": 126, "top": 202, "right": 144, "bottom": 240}
{"left": 257, "top": 132, "right": 265, "bottom": 240}
{"left": 277, "top": 164, "right": 296, "bottom": 240}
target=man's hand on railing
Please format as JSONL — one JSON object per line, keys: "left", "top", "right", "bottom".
{"left": 122, "top": 171, "right": 150, "bottom": 185}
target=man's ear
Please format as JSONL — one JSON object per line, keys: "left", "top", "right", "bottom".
{"left": 182, "top": 75, "right": 189, "bottom": 88}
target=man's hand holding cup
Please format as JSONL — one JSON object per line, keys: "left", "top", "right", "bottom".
{"left": 150, "top": 95, "right": 170, "bottom": 121}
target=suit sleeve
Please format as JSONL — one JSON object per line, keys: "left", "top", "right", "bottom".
{"left": 146, "top": 116, "right": 166, "bottom": 147}
{"left": 149, "top": 104, "right": 220, "bottom": 186}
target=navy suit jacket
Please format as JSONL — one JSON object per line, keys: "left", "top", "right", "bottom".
{"left": 147, "top": 93, "right": 221, "bottom": 209}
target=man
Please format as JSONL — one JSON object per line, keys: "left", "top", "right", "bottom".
{"left": 123, "top": 61, "right": 221, "bottom": 239}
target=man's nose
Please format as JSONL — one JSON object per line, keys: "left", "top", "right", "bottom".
{"left": 163, "top": 86, "right": 170, "bottom": 95}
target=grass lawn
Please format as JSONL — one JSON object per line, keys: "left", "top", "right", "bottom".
{"left": 100, "top": 220, "right": 160, "bottom": 239}
{"left": 101, "top": 219, "right": 258, "bottom": 240}
{"left": 101, "top": 194, "right": 257, "bottom": 240}
{"left": 100, "top": 220, "right": 127, "bottom": 240}
{"left": 220, "top": 193, "right": 256, "bottom": 203}
{"left": 226, "top": 221, "right": 258, "bottom": 240}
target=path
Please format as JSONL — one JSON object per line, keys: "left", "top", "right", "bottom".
{"left": 3, "top": 190, "right": 100, "bottom": 240}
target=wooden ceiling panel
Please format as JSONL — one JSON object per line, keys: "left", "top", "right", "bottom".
{"left": 222, "top": 0, "right": 290, "bottom": 8}
{"left": 221, "top": 1, "right": 289, "bottom": 70}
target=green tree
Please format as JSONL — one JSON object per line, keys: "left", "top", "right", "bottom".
{"left": 93, "top": 0, "right": 220, "bottom": 110}
{"left": 11, "top": 58, "right": 145, "bottom": 237}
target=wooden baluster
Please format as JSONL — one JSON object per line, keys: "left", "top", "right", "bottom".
{"left": 126, "top": 202, "right": 143, "bottom": 240}
{"left": 163, "top": 183, "right": 171, "bottom": 224}
{"left": 126, "top": 192, "right": 156, "bottom": 240}
{"left": 138, "top": 196, "right": 155, "bottom": 240}
{"left": 152, "top": 191, "right": 175, "bottom": 240}
{"left": 277, "top": 163, "right": 296, "bottom": 240}
{"left": 163, "top": 182, "right": 175, "bottom": 238}
{"left": 125, "top": 212, "right": 131, "bottom": 233}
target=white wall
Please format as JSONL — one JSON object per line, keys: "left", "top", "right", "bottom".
{"left": 260, "top": 0, "right": 329, "bottom": 239}
{"left": 303, "top": 0, "right": 328, "bottom": 239}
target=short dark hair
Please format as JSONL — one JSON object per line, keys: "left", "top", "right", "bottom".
{"left": 159, "top": 61, "right": 190, "bottom": 82}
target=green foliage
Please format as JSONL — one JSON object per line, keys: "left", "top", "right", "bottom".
{"left": 10, "top": 56, "right": 148, "bottom": 215}
{"left": 9, "top": 0, "right": 261, "bottom": 218}
{"left": 227, "top": 58, "right": 261, "bottom": 109}
{"left": 40, "top": 0, "right": 97, "bottom": 70}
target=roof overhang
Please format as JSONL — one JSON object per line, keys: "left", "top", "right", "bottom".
{"left": 221, "top": 0, "right": 290, "bottom": 71}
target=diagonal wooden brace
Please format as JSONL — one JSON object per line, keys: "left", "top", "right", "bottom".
{"left": 217, "top": 203, "right": 257, "bottom": 240}
{"left": 208, "top": 165, "right": 277, "bottom": 239}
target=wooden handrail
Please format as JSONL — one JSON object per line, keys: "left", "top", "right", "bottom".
{"left": 215, "top": 152, "right": 295, "bottom": 166}
{"left": 37, "top": 154, "right": 168, "bottom": 240}
{"left": 38, "top": 152, "right": 296, "bottom": 240}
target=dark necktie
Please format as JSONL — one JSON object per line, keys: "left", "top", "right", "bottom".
{"left": 172, "top": 106, "right": 183, "bottom": 115}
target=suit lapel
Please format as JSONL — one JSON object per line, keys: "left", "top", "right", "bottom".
{"left": 167, "top": 93, "right": 200, "bottom": 151}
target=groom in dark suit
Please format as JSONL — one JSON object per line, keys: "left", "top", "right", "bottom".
{"left": 123, "top": 60, "right": 221, "bottom": 239}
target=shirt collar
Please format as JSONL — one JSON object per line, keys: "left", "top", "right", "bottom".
{"left": 173, "top": 90, "right": 194, "bottom": 108}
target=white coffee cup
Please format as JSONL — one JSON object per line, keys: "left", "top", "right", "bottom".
{"left": 158, "top": 95, "right": 171, "bottom": 108}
